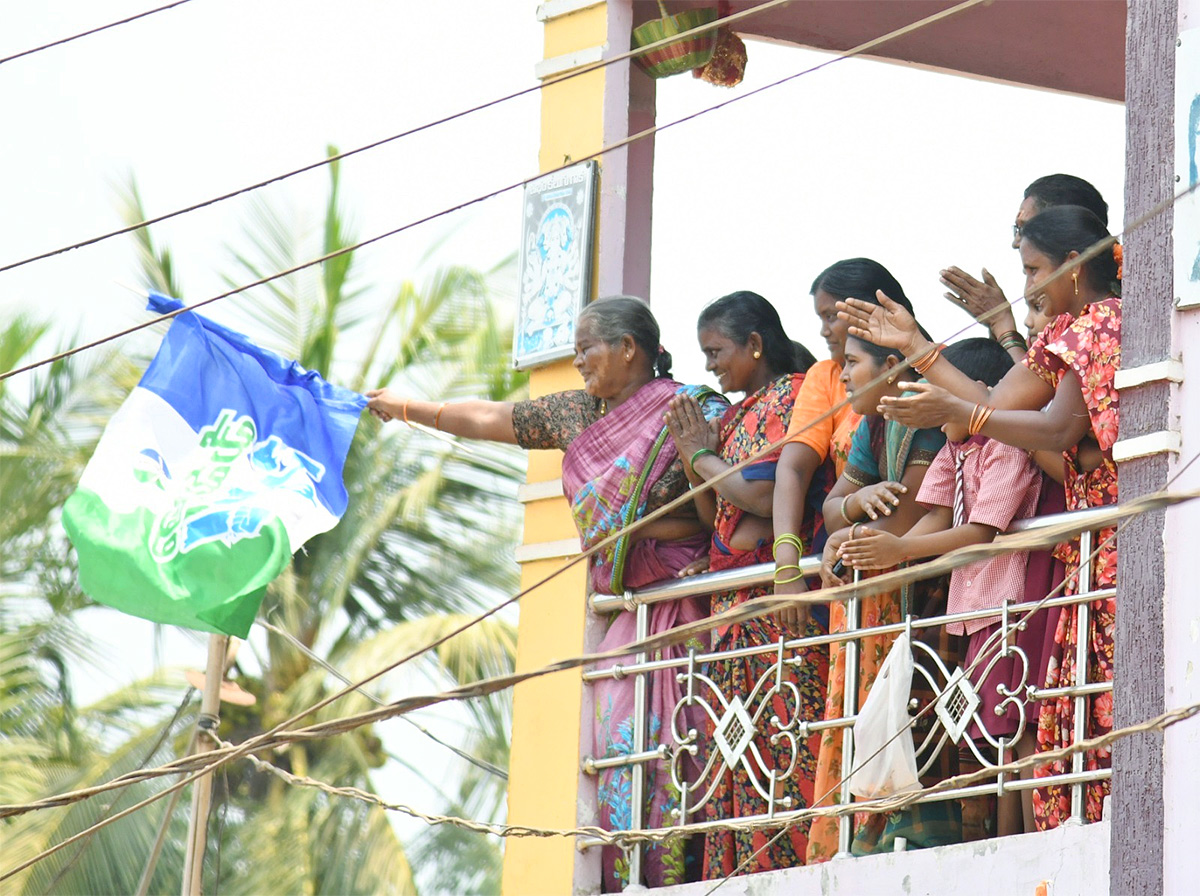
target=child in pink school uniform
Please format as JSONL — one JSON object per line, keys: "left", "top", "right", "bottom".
{"left": 836, "top": 338, "right": 1046, "bottom": 838}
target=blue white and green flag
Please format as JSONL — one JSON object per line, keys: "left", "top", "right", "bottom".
{"left": 63, "top": 293, "right": 366, "bottom": 637}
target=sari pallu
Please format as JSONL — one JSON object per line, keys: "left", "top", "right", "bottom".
{"left": 805, "top": 415, "right": 958, "bottom": 864}
{"left": 568, "top": 378, "right": 728, "bottom": 890}
{"left": 700, "top": 373, "right": 832, "bottom": 878}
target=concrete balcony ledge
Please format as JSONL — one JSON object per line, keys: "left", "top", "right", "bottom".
{"left": 634, "top": 820, "right": 1109, "bottom": 896}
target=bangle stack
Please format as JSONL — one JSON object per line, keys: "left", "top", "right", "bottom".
{"left": 968, "top": 403, "right": 995, "bottom": 437}
{"left": 689, "top": 447, "right": 718, "bottom": 475}
{"left": 774, "top": 564, "right": 805, "bottom": 585}
{"left": 433, "top": 402, "right": 448, "bottom": 431}
{"left": 772, "top": 533, "right": 804, "bottom": 559}
{"left": 773, "top": 533, "right": 806, "bottom": 584}
{"left": 996, "top": 329, "right": 1027, "bottom": 352}
{"left": 909, "top": 343, "right": 944, "bottom": 376}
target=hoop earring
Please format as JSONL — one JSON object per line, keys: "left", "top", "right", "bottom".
{"left": 1073, "top": 271, "right": 1079, "bottom": 296}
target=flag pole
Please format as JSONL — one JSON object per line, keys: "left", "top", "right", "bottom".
{"left": 180, "top": 633, "right": 228, "bottom": 896}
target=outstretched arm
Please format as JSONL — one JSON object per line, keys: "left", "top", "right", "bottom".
{"left": 367, "top": 389, "right": 518, "bottom": 443}
{"left": 880, "top": 372, "right": 1091, "bottom": 453}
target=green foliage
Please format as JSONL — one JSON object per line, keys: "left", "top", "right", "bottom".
{"left": 3, "top": 152, "right": 527, "bottom": 894}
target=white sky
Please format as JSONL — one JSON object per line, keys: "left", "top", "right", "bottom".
{"left": 1, "top": 0, "right": 1126, "bottom": 881}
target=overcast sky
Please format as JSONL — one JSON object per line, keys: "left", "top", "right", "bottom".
{"left": 1, "top": 0, "right": 1126, "bottom": 874}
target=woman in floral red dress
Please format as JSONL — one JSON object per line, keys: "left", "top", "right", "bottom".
{"left": 836, "top": 205, "right": 1122, "bottom": 832}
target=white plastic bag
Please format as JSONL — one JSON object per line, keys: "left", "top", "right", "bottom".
{"left": 848, "top": 629, "right": 921, "bottom": 799}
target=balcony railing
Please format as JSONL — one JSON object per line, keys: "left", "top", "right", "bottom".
{"left": 579, "top": 506, "right": 1111, "bottom": 886}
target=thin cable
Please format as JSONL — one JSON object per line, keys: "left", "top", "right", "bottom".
{"left": 0, "top": 0, "right": 794, "bottom": 278}
{"left": 0, "top": 1, "right": 196, "bottom": 66}
{"left": 0, "top": 0, "right": 991, "bottom": 383}
{"left": 258, "top": 617, "right": 508, "bottom": 780}
{"left": 0, "top": 0, "right": 1160, "bottom": 871}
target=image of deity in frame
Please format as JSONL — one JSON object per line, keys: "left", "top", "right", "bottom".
{"left": 512, "top": 160, "right": 598, "bottom": 369}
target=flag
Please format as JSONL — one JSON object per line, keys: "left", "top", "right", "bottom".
{"left": 62, "top": 293, "right": 367, "bottom": 637}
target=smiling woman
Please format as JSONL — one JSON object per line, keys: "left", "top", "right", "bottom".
{"left": 368, "top": 295, "right": 728, "bottom": 890}
{"left": 664, "top": 290, "right": 830, "bottom": 878}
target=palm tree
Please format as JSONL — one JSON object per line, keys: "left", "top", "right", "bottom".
{"left": 1, "top": 151, "right": 526, "bottom": 894}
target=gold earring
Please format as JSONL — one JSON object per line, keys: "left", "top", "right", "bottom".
{"left": 887, "top": 374, "right": 897, "bottom": 384}
{"left": 1073, "top": 271, "right": 1079, "bottom": 296}
{"left": 753, "top": 350, "right": 761, "bottom": 359}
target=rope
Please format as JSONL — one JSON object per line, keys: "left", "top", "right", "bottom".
{"left": 197, "top": 702, "right": 1199, "bottom": 847}
{"left": 0, "top": 0, "right": 794, "bottom": 278}
{"left": 257, "top": 617, "right": 508, "bottom": 780}
{"left": 702, "top": 448, "right": 1200, "bottom": 890}
{"left": 2, "top": 487, "right": 1188, "bottom": 831}
{"left": 0, "top": 0, "right": 993, "bottom": 384}
{"left": 0, "top": 0, "right": 1180, "bottom": 876}
{"left": 0, "top": 1, "right": 197, "bottom": 66}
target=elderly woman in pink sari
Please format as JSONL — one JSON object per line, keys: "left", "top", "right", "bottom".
{"left": 367, "top": 296, "right": 727, "bottom": 890}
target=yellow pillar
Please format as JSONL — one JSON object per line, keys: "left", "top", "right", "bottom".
{"left": 502, "top": 2, "right": 654, "bottom": 893}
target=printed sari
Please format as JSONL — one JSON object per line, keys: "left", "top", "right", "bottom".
{"left": 1023, "top": 297, "right": 1121, "bottom": 831}
{"left": 702, "top": 373, "right": 832, "bottom": 878}
{"left": 805, "top": 415, "right": 952, "bottom": 863}
{"left": 565, "top": 377, "right": 729, "bottom": 890}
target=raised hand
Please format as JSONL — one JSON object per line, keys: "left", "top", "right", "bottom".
{"left": 878, "top": 380, "right": 972, "bottom": 429}
{"left": 664, "top": 393, "right": 719, "bottom": 462}
{"left": 836, "top": 290, "right": 926, "bottom": 356}
{"left": 940, "top": 266, "right": 1017, "bottom": 335}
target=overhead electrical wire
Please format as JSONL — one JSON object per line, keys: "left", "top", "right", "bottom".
{"left": 0, "top": 190, "right": 1182, "bottom": 850}
{"left": 0, "top": 0, "right": 795, "bottom": 279}
{"left": 4, "top": 0, "right": 1176, "bottom": 879}
{"left": 0, "top": 1, "right": 198, "bottom": 67}
{"left": 0, "top": 0, "right": 990, "bottom": 383}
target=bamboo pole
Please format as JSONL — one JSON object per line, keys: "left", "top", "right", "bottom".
{"left": 180, "top": 634, "right": 228, "bottom": 896}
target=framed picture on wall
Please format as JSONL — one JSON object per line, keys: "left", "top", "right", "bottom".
{"left": 512, "top": 160, "right": 598, "bottom": 370}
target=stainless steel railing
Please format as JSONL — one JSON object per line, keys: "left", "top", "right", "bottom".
{"left": 578, "top": 505, "right": 1114, "bottom": 880}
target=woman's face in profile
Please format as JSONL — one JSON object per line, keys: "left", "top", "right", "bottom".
{"left": 572, "top": 318, "right": 627, "bottom": 399}
{"left": 813, "top": 289, "right": 849, "bottom": 364}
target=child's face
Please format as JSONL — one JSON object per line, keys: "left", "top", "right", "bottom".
{"left": 1023, "top": 293, "right": 1055, "bottom": 340}
{"left": 840, "top": 337, "right": 898, "bottom": 416}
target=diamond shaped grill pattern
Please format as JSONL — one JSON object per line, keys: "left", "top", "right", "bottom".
{"left": 713, "top": 695, "right": 756, "bottom": 768}
{"left": 933, "top": 668, "right": 981, "bottom": 744}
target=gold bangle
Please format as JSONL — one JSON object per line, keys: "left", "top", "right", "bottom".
{"left": 434, "top": 402, "right": 448, "bottom": 431}
{"left": 402, "top": 401, "right": 412, "bottom": 427}
{"left": 839, "top": 494, "right": 857, "bottom": 525}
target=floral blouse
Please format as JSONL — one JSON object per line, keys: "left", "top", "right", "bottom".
{"left": 510, "top": 389, "right": 690, "bottom": 513}
{"left": 1023, "top": 296, "right": 1121, "bottom": 588}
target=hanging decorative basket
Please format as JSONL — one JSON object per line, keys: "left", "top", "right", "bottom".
{"left": 632, "top": 1, "right": 718, "bottom": 79}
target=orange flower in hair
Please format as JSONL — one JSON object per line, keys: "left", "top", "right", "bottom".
{"left": 1113, "top": 242, "right": 1123, "bottom": 280}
